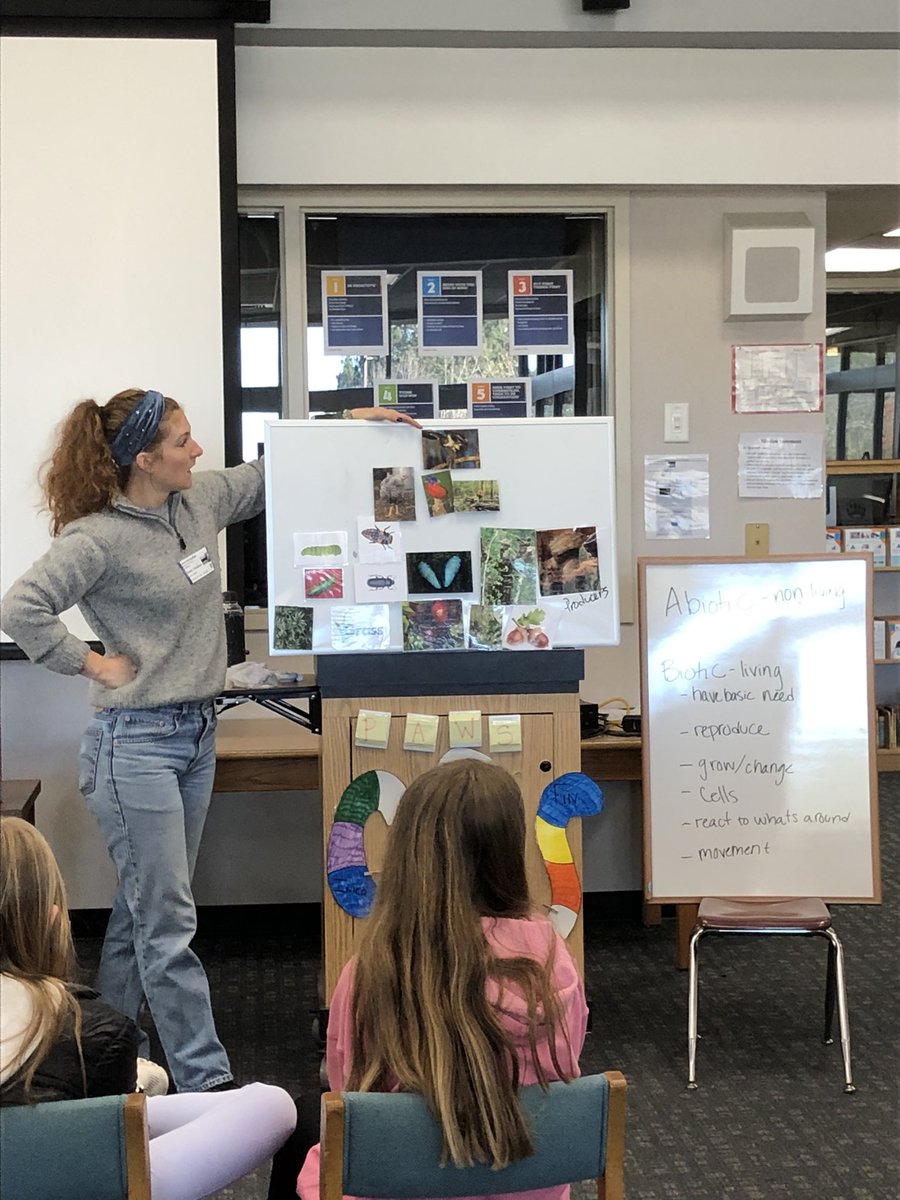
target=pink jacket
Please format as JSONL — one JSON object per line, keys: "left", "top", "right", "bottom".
{"left": 298, "top": 915, "right": 589, "bottom": 1200}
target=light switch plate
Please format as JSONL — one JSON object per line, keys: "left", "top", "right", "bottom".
{"left": 664, "top": 402, "right": 689, "bottom": 442}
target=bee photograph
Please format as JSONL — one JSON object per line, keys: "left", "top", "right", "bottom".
{"left": 372, "top": 466, "right": 417, "bottom": 522}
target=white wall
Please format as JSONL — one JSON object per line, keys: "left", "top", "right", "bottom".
{"left": 236, "top": 46, "right": 900, "bottom": 187}
{"left": 0, "top": 35, "right": 226, "bottom": 904}
{"left": 255, "top": 0, "right": 900, "bottom": 40}
{"left": 0, "top": 37, "right": 225, "bottom": 641}
{"left": 0, "top": 29, "right": 864, "bottom": 904}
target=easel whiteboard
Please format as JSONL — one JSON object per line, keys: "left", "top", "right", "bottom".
{"left": 265, "top": 418, "right": 619, "bottom": 654}
{"left": 639, "top": 555, "right": 880, "bottom": 903}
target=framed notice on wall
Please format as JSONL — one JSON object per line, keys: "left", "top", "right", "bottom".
{"left": 639, "top": 555, "right": 880, "bottom": 904}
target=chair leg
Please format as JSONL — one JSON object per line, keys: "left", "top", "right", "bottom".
{"left": 823, "top": 928, "right": 856, "bottom": 1093}
{"left": 823, "top": 936, "right": 837, "bottom": 1045}
{"left": 687, "top": 927, "right": 704, "bottom": 1089}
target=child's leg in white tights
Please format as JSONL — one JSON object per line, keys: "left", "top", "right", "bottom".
{"left": 146, "top": 1083, "right": 297, "bottom": 1200}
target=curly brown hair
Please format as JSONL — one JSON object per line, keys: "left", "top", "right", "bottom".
{"left": 40, "top": 388, "right": 179, "bottom": 534}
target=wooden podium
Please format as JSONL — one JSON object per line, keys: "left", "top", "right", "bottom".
{"left": 319, "top": 652, "right": 585, "bottom": 1002}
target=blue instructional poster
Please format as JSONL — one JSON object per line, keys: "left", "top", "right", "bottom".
{"left": 375, "top": 380, "right": 437, "bottom": 421}
{"left": 417, "top": 270, "right": 483, "bottom": 356}
{"left": 468, "top": 379, "right": 532, "bottom": 419}
{"left": 322, "top": 270, "right": 389, "bottom": 355}
{"left": 508, "top": 269, "right": 574, "bottom": 355}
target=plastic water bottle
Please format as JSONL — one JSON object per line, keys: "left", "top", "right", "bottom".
{"left": 222, "top": 591, "right": 246, "bottom": 667}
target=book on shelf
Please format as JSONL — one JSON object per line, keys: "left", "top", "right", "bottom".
{"left": 876, "top": 704, "right": 899, "bottom": 750}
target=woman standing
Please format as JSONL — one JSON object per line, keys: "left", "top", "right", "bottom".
{"left": 1, "top": 387, "right": 416, "bottom": 1093}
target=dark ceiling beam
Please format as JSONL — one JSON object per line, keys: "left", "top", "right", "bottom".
{"left": 1, "top": 1, "right": 269, "bottom": 23}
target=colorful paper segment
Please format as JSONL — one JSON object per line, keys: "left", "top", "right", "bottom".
{"left": 535, "top": 772, "right": 604, "bottom": 938}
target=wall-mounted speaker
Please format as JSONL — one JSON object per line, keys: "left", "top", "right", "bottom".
{"left": 582, "top": 1, "right": 631, "bottom": 10}
{"left": 724, "top": 213, "right": 815, "bottom": 320}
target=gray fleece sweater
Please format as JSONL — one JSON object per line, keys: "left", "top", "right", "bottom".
{"left": 1, "top": 461, "right": 265, "bottom": 709}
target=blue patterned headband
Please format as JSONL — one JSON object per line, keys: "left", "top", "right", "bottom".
{"left": 108, "top": 390, "right": 166, "bottom": 466}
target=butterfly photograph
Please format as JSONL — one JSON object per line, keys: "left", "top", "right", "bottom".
{"left": 406, "top": 550, "right": 473, "bottom": 596}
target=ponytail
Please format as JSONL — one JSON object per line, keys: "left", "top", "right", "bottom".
{"left": 40, "top": 389, "right": 178, "bottom": 534}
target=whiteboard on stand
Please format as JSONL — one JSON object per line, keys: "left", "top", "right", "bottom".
{"left": 264, "top": 417, "right": 619, "bottom": 655}
{"left": 639, "top": 555, "right": 880, "bottom": 903}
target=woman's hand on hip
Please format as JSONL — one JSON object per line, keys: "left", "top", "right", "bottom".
{"left": 81, "top": 649, "right": 138, "bottom": 688}
{"left": 351, "top": 407, "right": 422, "bottom": 429}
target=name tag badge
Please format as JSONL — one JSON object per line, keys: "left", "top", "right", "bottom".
{"left": 179, "top": 546, "right": 215, "bottom": 584}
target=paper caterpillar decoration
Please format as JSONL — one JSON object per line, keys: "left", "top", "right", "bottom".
{"left": 535, "top": 773, "right": 604, "bottom": 938}
{"left": 326, "top": 771, "right": 404, "bottom": 918}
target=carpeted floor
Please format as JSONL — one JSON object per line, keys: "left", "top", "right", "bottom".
{"left": 76, "top": 775, "right": 899, "bottom": 1200}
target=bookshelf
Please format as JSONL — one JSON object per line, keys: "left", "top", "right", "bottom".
{"left": 826, "top": 460, "right": 899, "bottom": 772}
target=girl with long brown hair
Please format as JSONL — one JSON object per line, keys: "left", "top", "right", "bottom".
{"left": 2, "top": 387, "right": 417, "bottom": 1095}
{"left": 294, "top": 758, "right": 588, "bottom": 1200}
{"left": 0, "top": 817, "right": 298, "bottom": 1200}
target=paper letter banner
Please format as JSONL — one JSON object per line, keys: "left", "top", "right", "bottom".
{"left": 354, "top": 709, "right": 392, "bottom": 749}
{"left": 403, "top": 712, "right": 440, "bottom": 753}
{"left": 322, "top": 270, "right": 388, "bottom": 356}
{"left": 488, "top": 713, "right": 523, "bottom": 753}
{"left": 508, "top": 270, "right": 574, "bottom": 355}
{"left": 468, "top": 379, "right": 532, "bottom": 419}
{"left": 418, "top": 270, "right": 483, "bottom": 356}
{"left": 448, "top": 710, "right": 483, "bottom": 748}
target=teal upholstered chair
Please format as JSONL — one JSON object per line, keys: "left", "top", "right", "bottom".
{"left": 320, "top": 1073, "right": 627, "bottom": 1200}
{"left": 0, "top": 1092, "right": 150, "bottom": 1200}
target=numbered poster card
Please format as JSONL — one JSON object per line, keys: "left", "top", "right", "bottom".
{"left": 322, "top": 270, "right": 388, "bottom": 355}
{"left": 417, "top": 270, "right": 483, "bottom": 355}
{"left": 468, "top": 379, "right": 532, "bottom": 419}
{"left": 508, "top": 269, "right": 574, "bottom": 355}
{"left": 375, "top": 380, "right": 437, "bottom": 421}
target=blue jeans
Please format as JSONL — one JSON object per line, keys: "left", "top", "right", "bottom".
{"left": 79, "top": 700, "right": 232, "bottom": 1092}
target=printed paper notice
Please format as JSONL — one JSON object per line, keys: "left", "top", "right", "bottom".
{"left": 508, "top": 270, "right": 574, "bottom": 355}
{"left": 644, "top": 456, "right": 710, "bottom": 539}
{"left": 322, "top": 270, "right": 388, "bottom": 356}
{"left": 732, "top": 343, "right": 824, "bottom": 413}
{"left": 418, "top": 271, "right": 483, "bottom": 356}
{"left": 738, "top": 434, "right": 824, "bottom": 499}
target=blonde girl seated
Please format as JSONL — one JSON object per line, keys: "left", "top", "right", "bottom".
{"left": 0, "top": 818, "right": 296, "bottom": 1200}
{"left": 295, "top": 758, "right": 589, "bottom": 1200}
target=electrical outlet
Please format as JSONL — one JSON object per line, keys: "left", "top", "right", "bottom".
{"left": 745, "top": 523, "right": 770, "bottom": 556}
{"left": 664, "top": 402, "right": 689, "bottom": 442}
